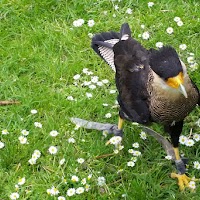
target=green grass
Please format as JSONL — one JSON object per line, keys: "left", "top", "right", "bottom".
{"left": 0, "top": 0, "right": 200, "bottom": 199}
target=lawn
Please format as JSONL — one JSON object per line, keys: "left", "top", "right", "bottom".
{"left": 0, "top": 0, "right": 200, "bottom": 199}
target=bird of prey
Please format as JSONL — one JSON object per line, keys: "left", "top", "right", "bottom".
{"left": 91, "top": 23, "right": 200, "bottom": 190}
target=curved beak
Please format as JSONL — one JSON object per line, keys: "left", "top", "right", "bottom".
{"left": 166, "top": 72, "right": 188, "bottom": 98}
{"left": 179, "top": 84, "right": 188, "bottom": 98}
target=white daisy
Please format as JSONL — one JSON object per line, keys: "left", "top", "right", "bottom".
{"left": 188, "top": 181, "right": 196, "bottom": 189}
{"left": 96, "top": 81, "right": 103, "bottom": 86}
{"left": 81, "top": 178, "right": 87, "bottom": 185}
{"left": 67, "top": 188, "right": 76, "bottom": 196}
{"left": 132, "top": 150, "right": 141, "bottom": 157}
{"left": 110, "top": 89, "right": 117, "bottom": 94}
{"left": 34, "top": 122, "right": 42, "bottom": 128}
{"left": 50, "top": 130, "right": 59, "bottom": 137}
{"left": 109, "top": 136, "right": 122, "bottom": 145}
{"left": 140, "top": 131, "right": 147, "bottom": 140}
{"left": 10, "top": 192, "right": 20, "bottom": 200}
{"left": 102, "top": 79, "right": 109, "bottom": 84}
{"left": 193, "top": 161, "right": 200, "bottom": 170}
{"left": 0, "top": 141, "right": 5, "bottom": 149}
{"left": 105, "top": 113, "right": 112, "bottom": 118}
{"left": 187, "top": 56, "right": 194, "bottom": 64}
{"left": 50, "top": 186, "right": 59, "bottom": 196}
{"left": 114, "top": 5, "right": 119, "bottom": 10}
{"left": 77, "top": 158, "right": 85, "bottom": 164}
{"left": 68, "top": 137, "right": 76, "bottom": 143}
{"left": 18, "top": 177, "right": 26, "bottom": 185}
{"left": 131, "top": 157, "right": 138, "bottom": 162}
{"left": 185, "top": 139, "right": 195, "bottom": 147}
{"left": 174, "top": 17, "right": 181, "bottom": 22}
{"left": 21, "top": 129, "right": 29, "bottom": 136}
{"left": 165, "top": 155, "right": 172, "bottom": 160}
{"left": 58, "top": 196, "right": 66, "bottom": 200}
{"left": 47, "top": 189, "right": 51, "bottom": 195}
{"left": 142, "top": 31, "right": 150, "bottom": 40}
{"left": 89, "top": 84, "right": 96, "bottom": 90}
{"left": 189, "top": 63, "right": 198, "bottom": 71}
{"left": 179, "top": 135, "right": 188, "bottom": 145}
{"left": 118, "top": 145, "right": 124, "bottom": 150}
{"left": 179, "top": 44, "right": 187, "bottom": 50}
{"left": 128, "top": 149, "right": 134, "bottom": 154}
{"left": 82, "top": 68, "right": 89, "bottom": 74}
{"left": 33, "top": 150, "right": 41, "bottom": 158}
{"left": 73, "top": 19, "right": 84, "bottom": 27}
{"left": 166, "top": 27, "right": 174, "bottom": 34}
{"left": 83, "top": 81, "right": 91, "bottom": 86}
{"left": 30, "top": 109, "right": 38, "bottom": 114}
{"left": 88, "top": 174, "right": 92, "bottom": 180}
{"left": 67, "top": 96, "right": 74, "bottom": 101}
{"left": 85, "top": 184, "right": 90, "bottom": 192}
{"left": 88, "top": 19, "right": 95, "bottom": 27}
{"left": 127, "top": 161, "right": 135, "bottom": 167}
{"left": 76, "top": 187, "right": 85, "bottom": 194}
{"left": 71, "top": 175, "right": 79, "bottom": 182}
{"left": 2, "top": 129, "right": 9, "bottom": 135}
{"left": 18, "top": 136, "right": 28, "bottom": 144}
{"left": 126, "top": 8, "right": 132, "bottom": 14}
{"left": 97, "top": 176, "right": 106, "bottom": 186}
{"left": 156, "top": 42, "right": 163, "bottom": 48}
{"left": 132, "top": 142, "right": 139, "bottom": 148}
{"left": 148, "top": 2, "right": 154, "bottom": 7}
{"left": 48, "top": 146, "right": 58, "bottom": 155}
{"left": 86, "top": 92, "right": 93, "bottom": 99}
{"left": 73, "top": 74, "right": 81, "bottom": 80}
{"left": 114, "top": 149, "right": 119, "bottom": 154}
{"left": 91, "top": 76, "right": 99, "bottom": 83}
{"left": 59, "top": 158, "right": 65, "bottom": 165}
{"left": 177, "top": 21, "right": 183, "bottom": 26}
{"left": 88, "top": 33, "right": 93, "bottom": 38}
{"left": 193, "top": 134, "right": 200, "bottom": 142}
{"left": 32, "top": 153, "right": 39, "bottom": 160}
{"left": 28, "top": 158, "right": 37, "bottom": 165}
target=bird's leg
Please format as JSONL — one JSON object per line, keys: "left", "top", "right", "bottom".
{"left": 171, "top": 147, "right": 193, "bottom": 191}
{"left": 118, "top": 116, "right": 124, "bottom": 130}
{"left": 174, "top": 147, "right": 181, "bottom": 160}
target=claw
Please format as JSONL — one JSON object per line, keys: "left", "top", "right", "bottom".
{"left": 171, "top": 173, "right": 196, "bottom": 191}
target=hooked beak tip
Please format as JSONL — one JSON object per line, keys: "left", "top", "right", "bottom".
{"left": 179, "top": 84, "right": 188, "bottom": 98}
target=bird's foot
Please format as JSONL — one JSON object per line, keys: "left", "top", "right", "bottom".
{"left": 171, "top": 173, "right": 197, "bottom": 191}
{"left": 105, "top": 128, "right": 123, "bottom": 145}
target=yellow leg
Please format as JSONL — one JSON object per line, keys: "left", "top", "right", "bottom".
{"left": 118, "top": 117, "right": 124, "bottom": 130}
{"left": 171, "top": 147, "right": 197, "bottom": 190}
{"left": 173, "top": 147, "right": 181, "bottom": 160}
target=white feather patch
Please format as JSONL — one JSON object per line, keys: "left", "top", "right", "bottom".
{"left": 121, "top": 34, "right": 129, "bottom": 41}
{"left": 98, "top": 38, "right": 119, "bottom": 71}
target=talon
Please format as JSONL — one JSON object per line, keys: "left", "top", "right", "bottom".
{"left": 171, "top": 173, "right": 193, "bottom": 190}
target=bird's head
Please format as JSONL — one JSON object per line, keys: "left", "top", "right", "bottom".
{"left": 149, "top": 46, "right": 187, "bottom": 98}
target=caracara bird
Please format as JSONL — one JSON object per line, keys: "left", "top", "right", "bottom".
{"left": 91, "top": 23, "right": 200, "bottom": 190}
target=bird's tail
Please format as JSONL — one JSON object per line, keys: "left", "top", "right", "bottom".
{"left": 91, "top": 23, "right": 131, "bottom": 71}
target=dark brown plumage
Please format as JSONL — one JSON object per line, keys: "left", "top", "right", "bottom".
{"left": 91, "top": 23, "right": 200, "bottom": 190}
